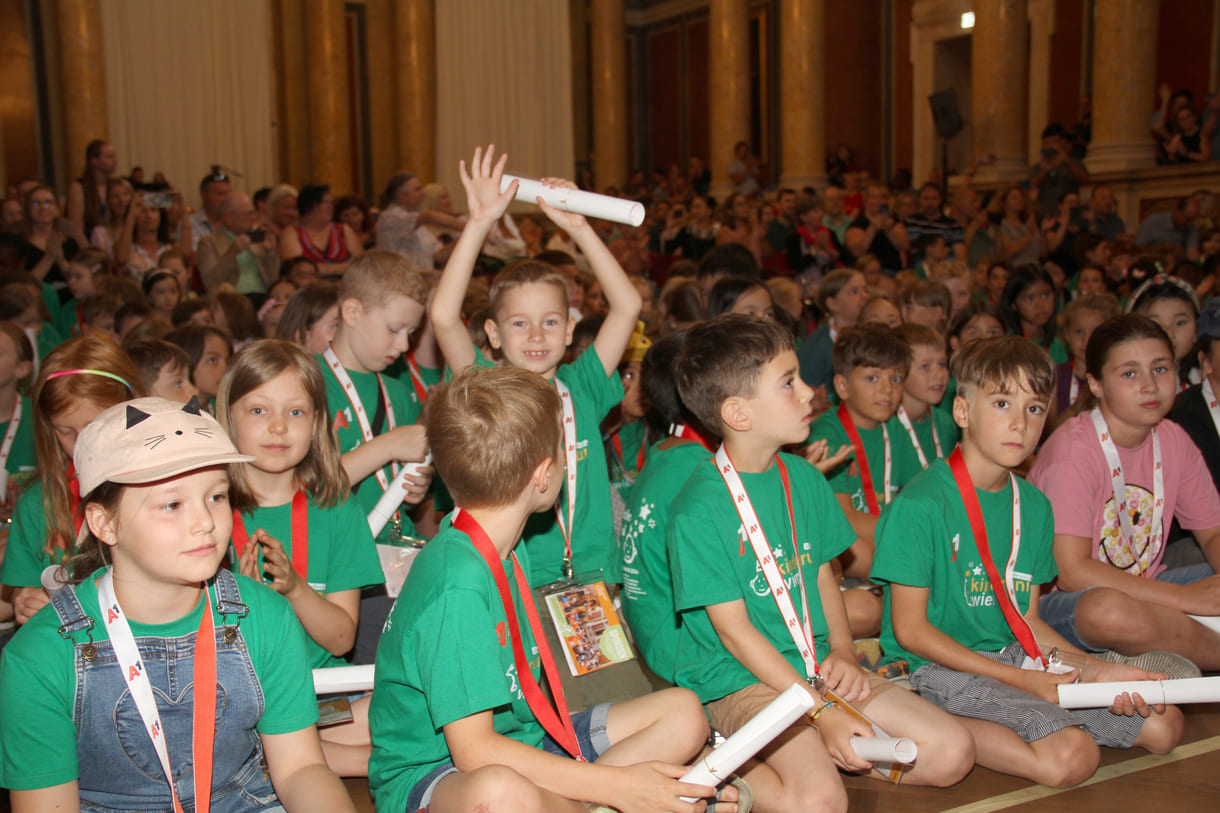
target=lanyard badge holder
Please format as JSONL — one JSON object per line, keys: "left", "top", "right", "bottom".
{"left": 538, "top": 380, "right": 636, "bottom": 677}
{"left": 714, "top": 446, "right": 907, "bottom": 783}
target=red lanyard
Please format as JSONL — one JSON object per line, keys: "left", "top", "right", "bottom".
{"left": 837, "top": 403, "right": 883, "bottom": 517}
{"left": 948, "top": 448, "right": 1044, "bottom": 667}
{"left": 610, "top": 430, "right": 646, "bottom": 475}
{"left": 405, "top": 350, "right": 428, "bottom": 404}
{"left": 231, "top": 490, "right": 309, "bottom": 580}
{"left": 669, "top": 423, "right": 714, "bottom": 451}
{"left": 453, "top": 508, "right": 584, "bottom": 760}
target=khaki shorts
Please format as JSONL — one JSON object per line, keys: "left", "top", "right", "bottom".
{"left": 706, "top": 673, "right": 899, "bottom": 737}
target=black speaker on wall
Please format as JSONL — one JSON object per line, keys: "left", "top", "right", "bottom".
{"left": 929, "top": 88, "right": 964, "bottom": 139}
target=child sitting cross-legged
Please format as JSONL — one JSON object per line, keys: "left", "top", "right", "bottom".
{"left": 667, "top": 314, "right": 974, "bottom": 812}
{"left": 369, "top": 365, "right": 726, "bottom": 813}
{"left": 808, "top": 324, "right": 924, "bottom": 577}
{"left": 873, "top": 336, "right": 1184, "bottom": 788}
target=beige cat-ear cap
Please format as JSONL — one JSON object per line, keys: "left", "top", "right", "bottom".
{"left": 74, "top": 396, "right": 253, "bottom": 495}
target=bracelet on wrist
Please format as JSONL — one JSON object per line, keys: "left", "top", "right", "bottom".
{"left": 810, "top": 700, "right": 837, "bottom": 722}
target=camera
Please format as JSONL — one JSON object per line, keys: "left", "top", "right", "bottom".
{"left": 247, "top": 228, "right": 266, "bottom": 243}
{"left": 144, "top": 191, "right": 173, "bottom": 209}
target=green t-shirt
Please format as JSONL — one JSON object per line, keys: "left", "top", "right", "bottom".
{"left": 515, "top": 348, "right": 622, "bottom": 586}
{"left": 39, "top": 281, "right": 62, "bottom": 324}
{"left": 36, "top": 322, "right": 64, "bottom": 361}
{"left": 888, "top": 407, "right": 961, "bottom": 470}
{"left": 0, "top": 568, "right": 318, "bottom": 791}
{"left": 1, "top": 395, "right": 37, "bottom": 482}
{"left": 608, "top": 420, "right": 648, "bottom": 502}
{"left": 0, "top": 480, "right": 61, "bottom": 587}
{"left": 1047, "top": 336, "right": 1068, "bottom": 366}
{"left": 808, "top": 409, "right": 924, "bottom": 512}
{"left": 317, "top": 354, "right": 423, "bottom": 542}
{"left": 54, "top": 300, "right": 82, "bottom": 339}
{"left": 667, "top": 453, "right": 856, "bottom": 703}
{"left": 620, "top": 439, "right": 711, "bottom": 683}
{"left": 369, "top": 518, "right": 544, "bottom": 812}
{"left": 870, "top": 460, "right": 1058, "bottom": 672}
{"left": 232, "top": 495, "right": 385, "bottom": 667}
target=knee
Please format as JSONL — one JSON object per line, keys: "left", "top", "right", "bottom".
{"left": 658, "top": 688, "right": 711, "bottom": 755}
{"left": 848, "top": 591, "right": 883, "bottom": 638}
{"left": 1139, "top": 706, "right": 1185, "bottom": 755}
{"left": 1038, "top": 728, "right": 1100, "bottom": 788}
{"left": 918, "top": 723, "right": 976, "bottom": 787}
{"left": 787, "top": 784, "right": 848, "bottom": 813}
{"left": 1076, "top": 588, "right": 1149, "bottom": 642}
{"left": 460, "top": 765, "right": 543, "bottom": 812}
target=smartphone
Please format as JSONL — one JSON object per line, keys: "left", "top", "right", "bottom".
{"left": 1040, "top": 148, "right": 1058, "bottom": 160}
{"left": 144, "top": 191, "right": 173, "bottom": 208}
{"left": 247, "top": 228, "right": 266, "bottom": 243}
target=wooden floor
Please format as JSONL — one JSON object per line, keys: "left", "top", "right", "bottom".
{"left": 338, "top": 703, "right": 1220, "bottom": 812}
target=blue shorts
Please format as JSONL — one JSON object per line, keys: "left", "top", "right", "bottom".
{"left": 403, "top": 703, "right": 613, "bottom": 812}
{"left": 1039, "top": 563, "right": 1215, "bottom": 651}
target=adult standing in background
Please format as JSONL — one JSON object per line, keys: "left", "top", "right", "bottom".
{"left": 1029, "top": 123, "right": 1089, "bottom": 218}
{"left": 280, "top": 184, "right": 363, "bottom": 279}
{"left": 263, "top": 184, "right": 299, "bottom": 234}
{"left": 727, "top": 141, "right": 761, "bottom": 198}
{"left": 198, "top": 192, "right": 279, "bottom": 294}
{"left": 65, "top": 140, "right": 117, "bottom": 239}
{"left": 188, "top": 167, "right": 232, "bottom": 250}
{"left": 375, "top": 173, "right": 465, "bottom": 270}
{"left": 845, "top": 184, "right": 909, "bottom": 274}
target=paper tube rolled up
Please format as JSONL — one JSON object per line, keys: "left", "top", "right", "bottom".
{"left": 850, "top": 736, "right": 917, "bottom": 764}
{"left": 40, "top": 565, "right": 70, "bottom": 597}
{"left": 368, "top": 455, "right": 432, "bottom": 539}
{"left": 680, "top": 683, "right": 814, "bottom": 800}
{"left": 500, "top": 175, "right": 646, "bottom": 227}
{"left": 313, "top": 664, "right": 375, "bottom": 695}
{"left": 1188, "top": 615, "right": 1220, "bottom": 634}
{"left": 1058, "top": 677, "right": 1220, "bottom": 708}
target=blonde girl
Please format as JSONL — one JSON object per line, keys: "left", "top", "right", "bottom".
{"left": 216, "top": 338, "right": 383, "bottom": 777}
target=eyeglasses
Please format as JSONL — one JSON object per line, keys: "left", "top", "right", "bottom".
{"left": 30, "top": 200, "right": 55, "bottom": 209}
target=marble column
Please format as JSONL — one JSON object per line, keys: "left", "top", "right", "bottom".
{"left": 274, "top": 0, "right": 310, "bottom": 186}
{"left": 55, "top": 0, "right": 108, "bottom": 172}
{"left": 971, "top": 0, "right": 1028, "bottom": 185}
{"left": 709, "top": 0, "right": 750, "bottom": 201}
{"left": 1087, "top": 0, "right": 1160, "bottom": 174}
{"left": 394, "top": 0, "right": 436, "bottom": 182}
{"left": 366, "top": 0, "right": 399, "bottom": 192}
{"left": 591, "top": 0, "right": 628, "bottom": 191}
{"left": 304, "top": 0, "right": 354, "bottom": 192}
{"left": 779, "top": 0, "right": 825, "bottom": 190}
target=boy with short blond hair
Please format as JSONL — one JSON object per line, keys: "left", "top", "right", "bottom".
{"left": 431, "top": 145, "right": 641, "bottom": 587}
{"left": 319, "top": 249, "right": 432, "bottom": 542}
{"left": 808, "top": 324, "right": 923, "bottom": 576}
{"left": 890, "top": 323, "right": 959, "bottom": 469}
{"left": 370, "top": 365, "right": 718, "bottom": 813}
{"left": 668, "top": 314, "right": 973, "bottom": 811}
{"left": 872, "top": 336, "right": 1183, "bottom": 788}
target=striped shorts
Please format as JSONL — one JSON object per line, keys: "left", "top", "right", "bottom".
{"left": 909, "top": 643, "right": 1145, "bottom": 748}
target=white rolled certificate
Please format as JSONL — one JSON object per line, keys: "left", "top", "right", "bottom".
{"left": 850, "top": 736, "right": 917, "bottom": 764}
{"left": 1058, "top": 677, "right": 1220, "bottom": 708}
{"left": 680, "top": 683, "right": 814, "bottom": 800}
{"left": 501, "top": 175, "right": 646, "bottom": 227}
{"left": 367, "top": 455, "right": 433, "bottom": 539}
{"left": 313, "top": 664, "right": 375, "bottom": 695}
{"left": 40, "top": 565, "right": 70, "bottom": 597}
{"left": 1188, "top": 615, "right": 1220, "bottom": 634}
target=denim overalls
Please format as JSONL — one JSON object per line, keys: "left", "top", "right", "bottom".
{"left": 52, "top": 570, "right": 285, "bottom": 812}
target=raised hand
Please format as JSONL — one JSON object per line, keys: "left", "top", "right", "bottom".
{"left": 459, "top": 145, "right": 517, "bottom": 224}
{"left": 535, "top": 177, "right": 589, "bottom": 234}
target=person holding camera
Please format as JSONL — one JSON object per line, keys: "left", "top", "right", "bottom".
{"left": 197, "top": 192, "right": 279, "bottom": 294}
{"left": 1029, "top": 123, "right": 1090, "bottom": 219}
{"left": 844, "top": 184, "right": 909, "bottom": 275}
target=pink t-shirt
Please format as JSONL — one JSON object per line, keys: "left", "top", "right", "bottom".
{"left": 1029, "top": 413, "right": 1220, "bottom": 578}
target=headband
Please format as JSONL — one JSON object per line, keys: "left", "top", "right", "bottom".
{"left": 45, "top": 369, "right": 135, "bottom": 393}
{"left": 1124, "top": 274, "right": 1201, "bottom": 315}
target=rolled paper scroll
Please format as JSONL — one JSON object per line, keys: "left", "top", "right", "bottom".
{"left": 313, "top": 664, "right": 375, "bottom": 695}
{"left": 1058, "top": 677, "right": 1220, "bottom": 708}
{"left": 40, "top": 565, "right": 70, "bottom": 597}
{"left": 1188, "top": 615, "right": 1220, "bottom": 635}
{"left": 367, "top": 454, "right": 433, "bottom": 539}
{"left": 500, "top": 175, "right": 646, "bottom": 227}
{"left": 680, "top": 683, "right": 814, "bottom": 800}
{"left": 850, "top": 736, "right": 918, "bottom": 764}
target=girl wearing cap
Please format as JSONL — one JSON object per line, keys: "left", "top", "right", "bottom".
{"left": 0, "top": 396, "right": 356, "bottom": 812}
{"left": 0, "top": 336, "right": 146, "bottom": 625}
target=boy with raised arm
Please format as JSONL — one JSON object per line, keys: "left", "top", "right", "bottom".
{"left": 369, "top": 366, "right": 724, "bottom": 813}
{"left": 872, "top": 336, "right": 1183, "bottom": 788}
{"left": 667, "top": 314, "right": 973, "bottom": 812}
{"left": 430, "top": 145, "right": 641, "bottom": 586}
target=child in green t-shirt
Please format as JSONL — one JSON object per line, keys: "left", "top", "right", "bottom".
{"left": 808, "top": 323, "right": 922, "bottom": 578}
{"left": 430, "top": 145, "right": 641, "bottom": 586}
{"left": 668, "top": 314, "right": 974, "bottom": 810}
{"left": 890, "top": 322, "right": 959, "bottom": 469}
{"left": 872, "top": 336, "right": 1183, "bottom": 787}
{"left": 370, "top": 365, "right": 722, "bottom": 813}
{"left": 218, "top": 339, "right": 386, "bottom": 777}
